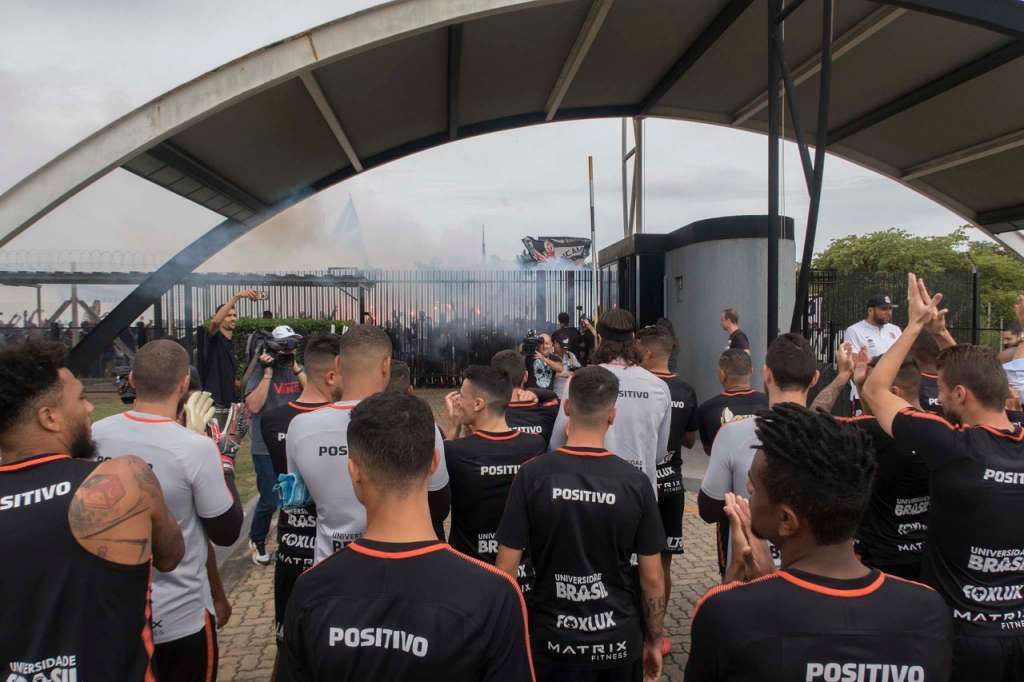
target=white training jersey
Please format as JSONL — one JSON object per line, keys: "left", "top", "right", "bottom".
{"left": 550, "top": 361, "right": 671, "bottom": 491}
{"left": 92, "top": 411, "right": 233, "bottom": 644}
{"left": 845, "top": 320, "right": 902, "bottom": 399}
{"left": 286, "top": 399, "right": 450, "bottom": 563}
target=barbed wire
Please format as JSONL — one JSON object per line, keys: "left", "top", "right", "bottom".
{"left": 0, "top": 250, "right": 171, "bottom": 272}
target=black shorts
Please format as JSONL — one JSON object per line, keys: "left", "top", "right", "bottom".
{"left": 535, "top": 659, "right": 642, "bottom": 682}
{"left": 658, "top": 492, "right": 684, "bottom": 555}
{"left": 951, "top": 632, "right": 1024, "bottom": 682}
{"left": 274, "top": 560, "right": 309, "bottom": 642}
{"left": 153, "top": 611, "right": 218, "bottom": 682}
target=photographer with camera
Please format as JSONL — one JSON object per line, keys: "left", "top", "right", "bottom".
{"left": 524, "top": 332, "right": 562, "bottom": 391}
{"left": 243, "top": 325, "right": 306, "bottom": 566}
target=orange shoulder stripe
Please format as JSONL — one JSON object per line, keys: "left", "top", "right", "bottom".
{"left": 897, "top": 406, "right": 957, "bottom": 430}
{"left": 443, "top": 547, "right": 536, "bottom": 682}
{"left": 348, "top": 542, "right": 446, "bottom": 560}
{"left": 692, "top": 573, "right": 780, "bottom": 622}
{"left": 778, "top": 570, "right": 886, "bottom": 597}
{"left": 0, "top": 454, "right": 70, "bottom": 471}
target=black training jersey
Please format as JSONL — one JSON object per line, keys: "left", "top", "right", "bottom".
{"left": 728, "top": 329, "right": 750, "bottom": 351}
{"left": 841, "top": 416, "right": 930, "bottom": 568}
{"left": 686, "top": 568, "right": 952, "bottom": 681}
{"left": 279, "top": 539, "right": 534, "bottom": 682}
{"left": 697, "top": 390, "right": 768, "bottom": 452}
{"left": 497, "top": 447, "right": 665, "bottom": 669}
{"left": 445, "top": 430, "right": 546, "bottom": 562}
{"left": 892, "top": 407, "right": 1024, "bottom": 635}
{"left": 919, "top": 372, "right": 944, "bottom": 416}
{"left": 506, "top": 395, "right": 560, "bottom": 446}
{"left": 0, "top": 454, "right": 154, "bottom": 682}
{"left": 651, "top": 372, "right": 698, "bottom": 496}
{"left": 262, "top": 401, "right": 327, "bottom": 572}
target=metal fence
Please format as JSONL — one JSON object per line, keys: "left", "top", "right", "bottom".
{"left": 803, "top": 270, "right": 981, "bottom": 365}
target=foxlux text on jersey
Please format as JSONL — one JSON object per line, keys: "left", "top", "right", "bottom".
{"left": 328, "top": 627, "right": 428, "bottom": 658}
{"left": 552, "top": 488, "right": 616, "bottom": 504}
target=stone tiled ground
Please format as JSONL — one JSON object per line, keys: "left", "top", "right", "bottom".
{"left": 216, "top": 493, "right": 720, "bottom": 681}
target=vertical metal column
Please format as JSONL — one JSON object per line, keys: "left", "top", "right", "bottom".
{"left": 153, "top": 298, "right": 164, "bottom": 338}
{"left": 184, "top": 283, "right": 194, "bottom": 360}
{"left": 971, "top": 267, "right": 980, "bottom": 345}
{"left": 767, "top": 0, "right": 782, "bottom": 343}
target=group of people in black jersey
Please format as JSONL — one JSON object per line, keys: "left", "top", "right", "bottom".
{"left": 4, "top": 273, "right": 1024, "bottom": 682}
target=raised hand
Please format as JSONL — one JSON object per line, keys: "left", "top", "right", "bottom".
{"left": 907, "top": 273, "right": 945, "bottom": 327}
{"left": 836, "top": 342, "right": 855, "bottom": 376}
{"left": 852, "top": 348, "right": 870, "bottom": 388}
{"left": 723, "top": 493, "right": 774, "bottom": 583}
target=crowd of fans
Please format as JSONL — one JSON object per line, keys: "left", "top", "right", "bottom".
{"left": 2, "top": 274, "right": 1024, "bottom": 681}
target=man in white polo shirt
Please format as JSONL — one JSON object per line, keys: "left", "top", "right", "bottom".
{"left": 287, "top": 325, "right": 450, "bottom": 562}
{"left": 93, "top": 340, "right": 243, "bottom": 682}
{"left": 845, "top": 294, "right": 901, "bottom": 407}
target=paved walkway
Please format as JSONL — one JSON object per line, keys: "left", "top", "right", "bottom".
{"left": 216, "top": 493, "right": 719, "bottom": 681}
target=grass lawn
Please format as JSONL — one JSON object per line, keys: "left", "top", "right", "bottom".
{"left": 88, "top": 392, "right": 257, "bottom": 504}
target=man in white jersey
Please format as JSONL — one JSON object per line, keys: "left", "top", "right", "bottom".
{"left": 699, "top": 333, "right": 822, "bottom": 575}
{"left": 93, "top": 340, "right": 243, "bottom": 682}
{"left": 287, "top": 326, "right": 450, "bottom": 562}
{"left": 845, "top": 294, "right": 901, "bottom": 405}
{"left": 550, "top": 308, "right": 671, "bottom": 491}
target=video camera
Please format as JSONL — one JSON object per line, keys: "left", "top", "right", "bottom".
{"left": 522, "top": 329, "right": 543, "bottom": 361}
{"left": 250, "top": 330, "right": 301, "bottom": 368}
{"left": 114, "top": 364, "right": 135, "bottom": 404}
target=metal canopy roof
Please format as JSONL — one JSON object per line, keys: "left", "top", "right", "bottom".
{"left": 2, "top": 0, "right": 1023, "bottom": 260}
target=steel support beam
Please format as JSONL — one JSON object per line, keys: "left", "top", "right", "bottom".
{"left": 792, "top": 0, "right": 833, "bottom": 334}
{"left": 828, "top": 40, "right": 1024, "bottom": 145}
{"left": 901, "top": 128, "right": 1024, "bottom": 181}
{"left": 545, "top": 0, "right": 614, "bottom": 121}
{"left": 767, "top": 0, "right": 782, "bottom": 344}
{"left": 777, "top": 0, "right": 809, "bottom": 25}
{"left": 300, "top": 72, "right": 364, "bottom": 172}
{"left": 733, "top": 6, "right": 905, "bottom": 126}
{"left": 777, "top": 51, "right": 815, "bottom": 192}
{"left": 447, "top": 24, "right": 463, "bottom": 140}
{"left": 639, "top": 0, "right": 754, "bottom": 115}
{"left": 978, "top": 203, "right": 1024, "bottom": 228}
{"left": 147, "top": 144, "right": 270, "bottom": 214}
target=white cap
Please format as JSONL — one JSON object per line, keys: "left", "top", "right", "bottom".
{"left": 271, "top": 325, "right": 301, "bottom": 341}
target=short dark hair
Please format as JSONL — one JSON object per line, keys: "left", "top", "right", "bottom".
{"left": 568, "top": 366, "right": 619, "bottom": 426}
{"left": 558, "top": 312, "right": 570, "bottom": 325}
{"left": 132, "top": 340, "right": 189, "bottom": 400}
{"left": 491, "top": 350, "right": 526, "bottom": 388}
{"left": 722, "top": 308, "right": 739, "bottom": 324}
{"left": 303, "top": 332, "right": 341, "bottom": 377}
{"left": 387, "top": 360, "right": 412, "bottom": 393}
{"left": 719, "top": 348, "right": 753, "bottom": 377}
{"left": 338, "top": 326, "right": 392, "bottom": 373}
{"left": 869, "top": 356, "right": 923, "bottom": 397}
{"left": 937, "top": 344, "right": 1009, "bottom": 410}
{"left": 348, "top": 392, "right": 436, "bottom": 491}
{"left": 910, "top": 328, "right": 940, "bottom": 367}
{"left": 593, "top": 308, "right": 643, "bottom": 366}
{"left": 1008, "top": 321, "right": 1024, "bottom": 335}
{"left": 756, "top": 403, "right": 876, "bottom": 545}
{"left": 636, "top": 325, "right": 676, "bottom": 358}
{"left": 464, "top": 365, "right": 512, "bottom": 413}
{"left": 0, "top": 340, "right": 68, "bottom": 443}
{"left": 765, "top": 333, "right": 817, "bottom": 391}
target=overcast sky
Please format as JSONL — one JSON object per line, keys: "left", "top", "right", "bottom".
{"left": 0, "top": 0, "right": 972, "bottom": 314}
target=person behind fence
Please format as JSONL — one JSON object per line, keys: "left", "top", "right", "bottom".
{"left": 0, "top": 339, "right": 185, "bottom": 682}
{"left": 863, "top": 274, "right": 1024, "bottom": 682}
{"left": 550, "top": 308, "right": 671, "bottom": 493}
{"left": 492, "top": 349, "right": 561, "bottom": 446}
{"left": 92, "top": 339, "right": 244, "bottom": 682}
{"left": 552, "top": 311, "right": 583, "bottom": 361}
{"left": 286, "top": 325, "right": 450, "bottom": 560}
{"left": 279, "top": 391, "right": 534, "bottom": 682}
{"left": 695, "top": 350, "right": 767, "bottom": 455}
{"left": 685, "top": 405, "right": 952, "bottom": 682}
{"left": 496, "top": 366, "right": 667, "bottom": 682}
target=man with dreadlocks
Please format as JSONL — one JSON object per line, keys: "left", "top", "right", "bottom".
{"left": 685, "top": 404, "right": 952, "bottom": 681}
{"left": 550, "top": 309, "right": 672, "bottom": 492}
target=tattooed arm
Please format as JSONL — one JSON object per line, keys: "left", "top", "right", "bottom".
{"left": 637, "top": 553, "right": 666, "bottom": 680}
{"left": 69, "top": 455, "right": 184, "bottom": 571}
{"left": 810, "top": 343, "right": 857, "bottom": 414}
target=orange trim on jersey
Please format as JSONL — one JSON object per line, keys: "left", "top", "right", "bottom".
{"left": 884, "top": 572, "right": 936, "bottom": 592}
{"left": 203, "top": 610, "right": 215, "bottom": 682}
{"left": 326, "top": 403, "right": 355, "bottom": 410}
{"left": 920, "top": 372, "right": 938, "bottom": 380}
{"left": 721, "top": 389, "right": 755, "bottom": 396}
{"left": 541, "top": 399, "right": 560, "bottom": 407}
{"left": 652, "top": 372, "right": 677, "bottom": 379}
{"left": 508, "top": 401, "right": 539, "bottom": 409}
{"left": 778, "top": 569, "right": 885, "bottom": 597}
{"left": 124, "top": 412, "right": 174, "bottom": 424}
{"left": 898, "top": 406, "right": 957, "bottom": 430}
{"left": 692, "top": 573, "right": 780, "bottom": 621}
{"left": 443, "top": 547, "right": 537, "bottom": 682}
{"left": 474, "top": 430, "right": 521, "bottom": 441}
{"left": 288, "top": 401, "right": 325, "bottom": 411}
{"left": 348, "top": 542, "right": 447, "bottom": 559}
{"left": 976, "top": 424, "right": 1024, "bottom": 441}
{"left": 0, "top": 453, "right": 70, "bottom": 471}
{"left": 142, "top": 565, "right": 156, "bottom": 682}
{"left": 837, "top": 415, "right": 876, "bottom": 423}
{"left": 556, "top": 447, "right": 613, "bottom": 457}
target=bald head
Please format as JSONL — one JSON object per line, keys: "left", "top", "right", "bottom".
{"left": 131, "top": 340, "right": 189, "bottom": 401}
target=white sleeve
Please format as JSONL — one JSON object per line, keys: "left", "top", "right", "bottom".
{"left": 655, "top": 392, "right": 672, "bottom": 487}
{"left": 700, "top": 423, "right": 737, "bottom": 501}
{"left": 428, "top": 426, "right": 449, "bottom": 491}
{"left": 844, "top": 325, "right": 865, "bottom": 352}
{"left": 191, "top": 438, "right": 233, "bottom": 519}
{"left": 549, "top": 401, "right": 569, "bottom": 450}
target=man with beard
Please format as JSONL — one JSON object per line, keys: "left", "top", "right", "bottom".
{"left": 0, "top": 340, "right": 185, "bottom": 682}
{"left": 685, "top": 404, "right": 951, "bottom": 681}
{"left": 259, "top": 332, "right": 342, "bottom": 678}
{"left": 864, "top": 275, "right": 1024, "bottom": 681}
{"left": 845, "top": 294, "right": 902, "bottom": 410}
{"left": 93, "top": 339, "right": 243, "bottom": 682}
